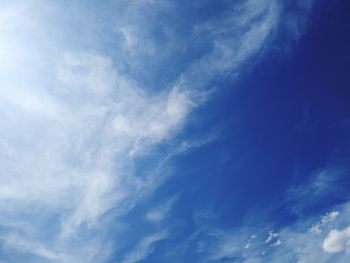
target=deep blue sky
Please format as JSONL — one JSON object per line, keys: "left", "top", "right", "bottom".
{"left": 127, "top": 1, "right": 350, "bottom": 261}
{"left": 0, "top": 0, "right": 350, "bottom": 262}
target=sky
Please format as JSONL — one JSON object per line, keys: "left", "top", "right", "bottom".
{"left": 0, "top": 0, "right": 350, "bottom": 262}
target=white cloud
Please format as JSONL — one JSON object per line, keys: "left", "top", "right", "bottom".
{"left": 0, "top": 0, "right": 316, "bottom": 261}
{"left": 189, "top": 164, "right": 350, "bottom": 262}
{"left": 121, "top": 231, "right": 167, "bottom": 263}
{"left": 0, "top": 47, "right": 192, "bottom": 260}
{"left": 191, "top": 204, "right": 348, "bottom": 262}
{"left": 310, "top": 211, "right": 339, "bottom": 234}
{"left": 265, "top": 231, "right": 279, "bottom": 244}
{"left": 272, "top": 239, "right": 282, "bottom": 247}
{"left": 323, "top": 226, "right": 350, "bottom": 253}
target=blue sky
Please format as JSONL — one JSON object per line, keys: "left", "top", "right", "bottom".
{"left": 0, "top": 0, "right": 350, "bottom": 262}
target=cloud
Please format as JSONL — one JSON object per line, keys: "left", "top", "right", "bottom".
{"left": 1, "top": 233, "right": 72, "bottom": 262}
{"left": 188, "top": 208, "right": 341, "bottom": 262}
{"left": 121, "top": 231, "right": 167, "bottom": 263}
{"left": 0, "top": 48, "right": 192, "bottom": 260}
{"left": 310, "top": 211, "right": 339, "bottom": 234}
{"left": 186, "top": 170, "right": 350, "bottom": 263}
{"left": 172, "top": 0, "right": 280, "bottom": 94}
{"left": 323, "top": 226, "right": 350, "bottom": 253}
{"left": 0, "top": 0, "right": 316, "bottom": 262}
{"left": 182, "top": 161, "right": 350, "bottom": 262}
{"left": 286, "top": 165, "right": 349, "bottom": 215}
{"left": 145, "top": 197, "right": 177, "bottom": 223}
{"left": 262, "top": 230, "right": 282, "bottom": 248}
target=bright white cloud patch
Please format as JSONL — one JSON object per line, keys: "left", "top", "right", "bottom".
{"left": 323, "top": 226, "right": 350, "bottom": 253}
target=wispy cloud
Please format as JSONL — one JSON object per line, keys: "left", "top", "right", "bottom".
{"left": 145, "top": 196, "right": 177, "bottom": 223}
{"left": 121, "top": 231, "right": 167, "bottom": 263}
{"left": 310, "top": 211, "right": 339, "bottom": 234}
{"left": 1, "top": 233, "right": 72, "bottom": 262}
{"left": 0, "top": 0, "right": 316, "bottom": 262}
{"left": 286, "top": 165, "right": 349, "bottom": 215}
{"left": 186, "top": 163, "right": 350, "bottom": 263}
{"left": 187, "top": 207, "right": 345, "bottom": 262}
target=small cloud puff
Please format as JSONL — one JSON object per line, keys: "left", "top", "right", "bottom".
{"left": 323, "top": 226, "right": 350, "bottom": 253}
{"left": 265, "top": 230, "right": 279, "bottom": 244}
{"left": 310, "top": 211, "right": 339, "bottom": 234}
